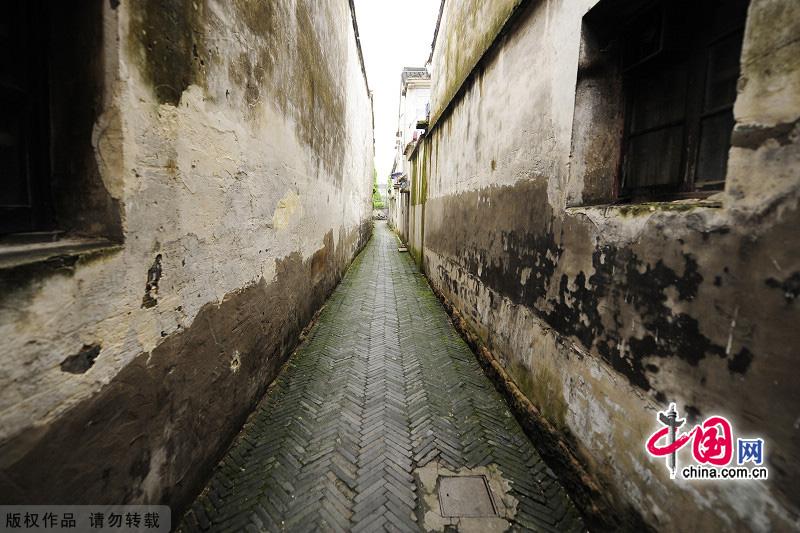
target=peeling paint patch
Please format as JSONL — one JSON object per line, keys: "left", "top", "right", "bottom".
{"left": 60, "top": 344, "right": 102, "bottom": 374}
{"left": 127, "top": 0, "right": 207, "bottom": 106}
{"left": 425, "top": 181, "right": 754, "bottom": 392}
{"left": 732, "top": 118, "right": 799, "bottom": 150}
{"left": 229, "top": 350, "right": 241, "bottom": 373}
{"left": 728, "top": 347, "right": 754, "bottom": 374}
{"left": 141, "top": 254, "right": 163, "bottom": 309}
{"left": 272, "top": 190, "right": 302, "bottom": 230}
{"left": 765, "top": 271, "right": 800, "bottom": 304}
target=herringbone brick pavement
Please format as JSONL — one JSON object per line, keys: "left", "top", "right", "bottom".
{"left": 180, "top": 222, "right": 584, "bottom": 532}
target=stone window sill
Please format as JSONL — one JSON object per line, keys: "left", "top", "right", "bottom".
{"left": 565, "top": 198, "right": 723, "bottom": 218}
{"left": 0, "top": 235, "right": 121, "bottom": 270}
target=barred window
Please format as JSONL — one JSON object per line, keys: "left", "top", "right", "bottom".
{"left": 619, "top": 0, "right": 749, "bottom": 200}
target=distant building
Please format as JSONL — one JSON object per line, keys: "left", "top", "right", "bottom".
{"left": 388, "top": 67, "right": 430, "bottom": 241}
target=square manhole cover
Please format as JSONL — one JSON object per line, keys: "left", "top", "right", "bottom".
{"left": 438, "top": 475, "right": 497, "bottom": 518}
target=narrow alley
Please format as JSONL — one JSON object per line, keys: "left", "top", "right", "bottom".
{"left": 180, "top": 222, "right": 583, "bottom": 532}
{"left": 1, "top": 1, "right": 798, "bottom": 531}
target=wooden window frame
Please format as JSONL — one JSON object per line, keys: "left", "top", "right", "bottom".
{"left": 616, "top": 0, "right": 747, "bottom": 203}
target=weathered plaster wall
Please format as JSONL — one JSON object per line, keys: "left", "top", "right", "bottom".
{"left": 411, "top": 0, "right": 800, "bottom": 530}
{"left": 428, "top": 0, "right": 522, "bottom": 127}
{"left": 0, "top": 0, "right": 373, "bottom": 515}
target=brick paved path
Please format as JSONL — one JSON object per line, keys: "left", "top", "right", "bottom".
{"left": 180, "top": 222, "right": 583, "bottom": 532}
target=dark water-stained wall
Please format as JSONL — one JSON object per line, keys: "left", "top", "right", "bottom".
{"left": 0, "top": 0, "right": 373, "bottom": 516}
{"left": 409, "top": 0, "right": 800, "bottom": 530}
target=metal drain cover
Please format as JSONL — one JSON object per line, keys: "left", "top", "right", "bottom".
{"left": 438, "top": 475, "right": 497, "bottom": 517}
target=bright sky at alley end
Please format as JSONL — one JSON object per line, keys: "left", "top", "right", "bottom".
{"left": 353, "top": 0, "right": 442, "bottom": 186}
